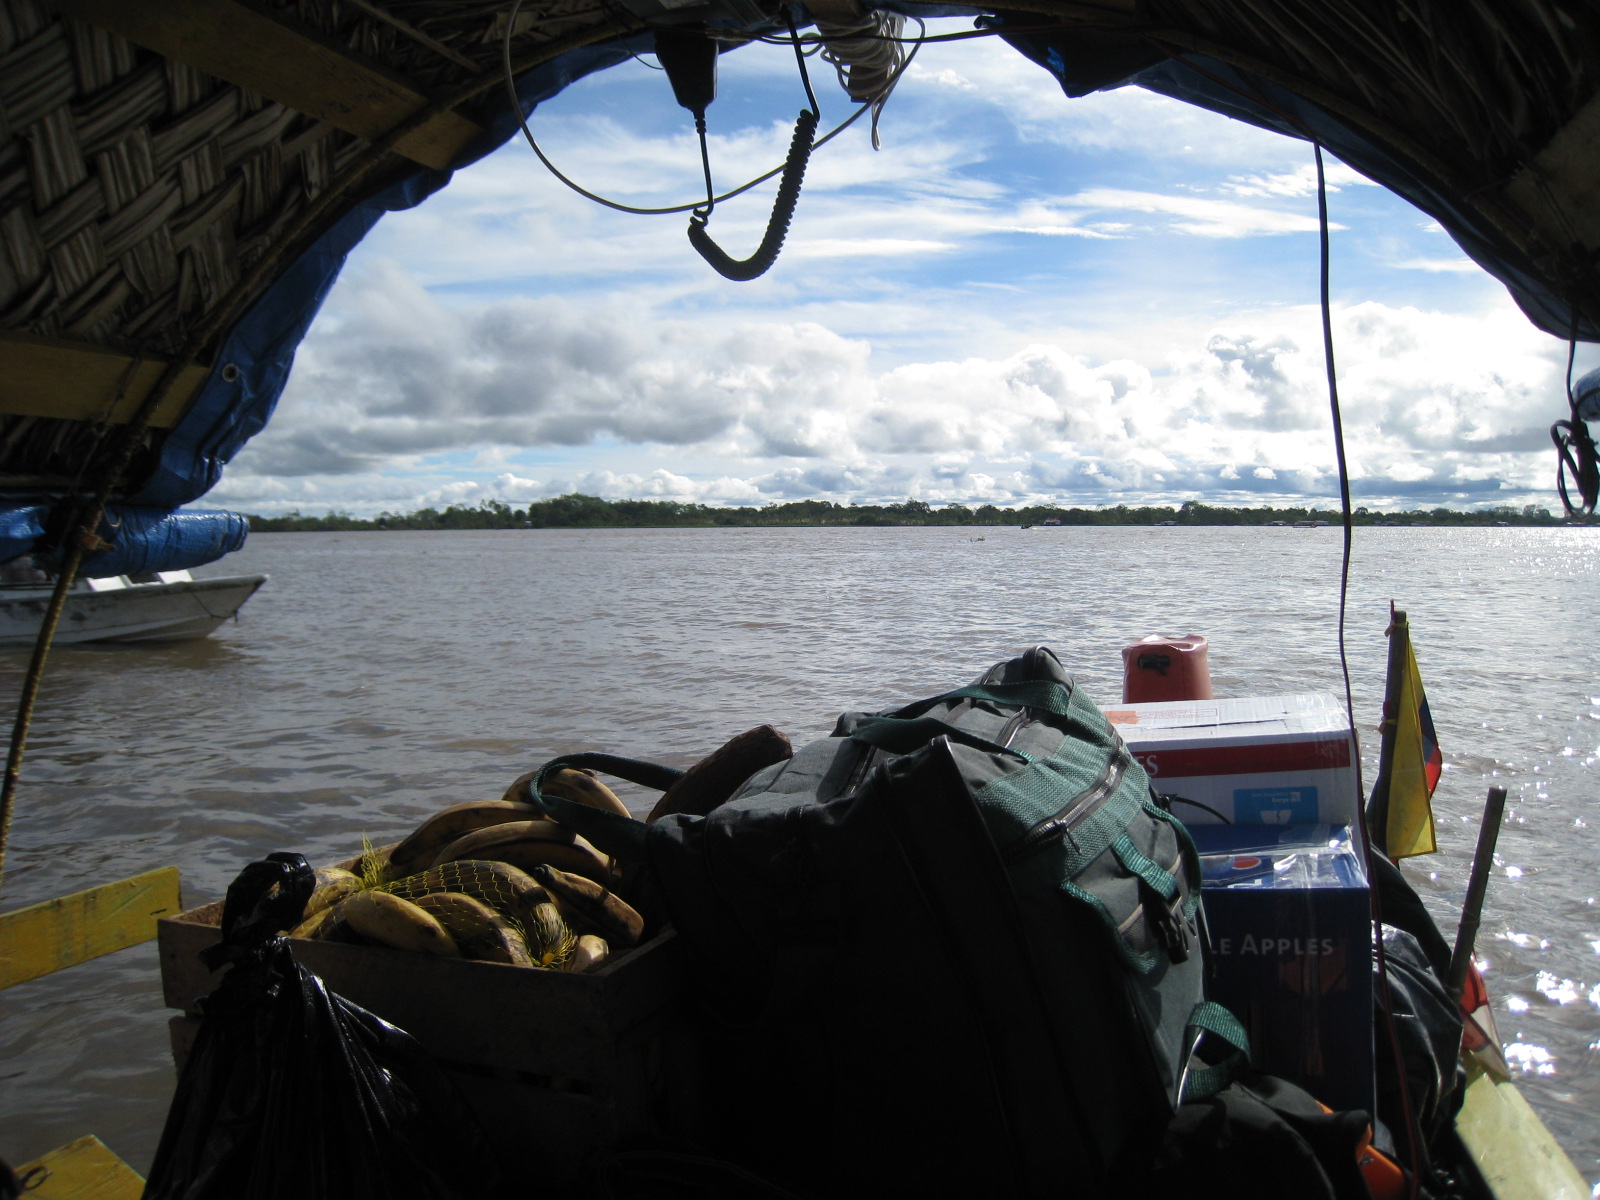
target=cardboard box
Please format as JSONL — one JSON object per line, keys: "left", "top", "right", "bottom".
{"left": 157, "top": 888, "right": 705, "bottom": 1183}
{"left": 1191, "top": 824, "right": 1375, "bottom": 1116}
{"left": 1102, "top": 693, "right": 1359, "bottom": 825}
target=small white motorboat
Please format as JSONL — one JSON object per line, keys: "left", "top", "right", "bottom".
{"left": 0, "top": 568, "right": 267, "bottom": 646}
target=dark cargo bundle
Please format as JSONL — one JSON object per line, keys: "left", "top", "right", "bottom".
{"left": 143, "top": 854, "right": 510, "bottom": 1200}
{"left": 529, "top": 647, "right": 1244, "bottom": 1197}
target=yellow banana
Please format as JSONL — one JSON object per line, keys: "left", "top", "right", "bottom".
{"left": 343, "top": 889, "right": 462, "bottom": 957}
{"left": 522, "top": 899, "right": 576, "bottom": 968}
{"left": 383, "top": 859, "right": 552, "bottom": 917}
{"left": 527, "top": 863, "right": 644, "bottom": 947}
{"left": 503, "top": 767, "right": 636, "bottom": 820}
{"left": 412, "top": 891, "right": 534, "bottom": 967}
{"left": 568, "top": 934, "right": 610, "bottom": 973}
{"left": 288, "top": 901, "right": 344, "bottom": 940}
{"left": 389, "top": 800, "right": 544, "bottom": 874}
{"left": 431, "top": 820, "right": 616, "bottom": 886}
{"left": 304, "top": 866, "right": 363, "bottom": 919}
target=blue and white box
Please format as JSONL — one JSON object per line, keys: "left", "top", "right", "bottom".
{"left": 1191, "top": 823, "right": 1375, "bottom": 1116}
{"left": 1101, "top": 694, "right": 1360, "bottom": 825}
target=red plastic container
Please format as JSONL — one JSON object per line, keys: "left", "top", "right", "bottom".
{"left": 1121, "top": 634, "right": 1213, "bottom": 703}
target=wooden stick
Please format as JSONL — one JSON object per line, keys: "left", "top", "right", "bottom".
{"left": 1448, "top": 786, "right": 1508, "bottom": 1000}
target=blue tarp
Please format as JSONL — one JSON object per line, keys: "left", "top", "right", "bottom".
{"left": 7, "top": 506, "right": 249, "bottom": 577}
{"left": 0, "top": 503, "right": 48, "bottom": 566}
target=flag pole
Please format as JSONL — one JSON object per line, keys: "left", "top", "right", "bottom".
{"left": 1365, "top": 603, "right": 1409, "bottom": 857}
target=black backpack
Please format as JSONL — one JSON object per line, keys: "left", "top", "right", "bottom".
{"left": 530, "top": 647, "right": 1245, "bottom": 1197}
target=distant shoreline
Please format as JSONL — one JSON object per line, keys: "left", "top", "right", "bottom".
{"left": 242, "top": 495, "right": 1582, "bottom": 532}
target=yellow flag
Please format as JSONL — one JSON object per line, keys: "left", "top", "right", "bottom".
{"left": 1386, "top": 635, "right": 1442, "bottom": 858}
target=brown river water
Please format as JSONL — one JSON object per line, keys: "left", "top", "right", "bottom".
{"left": 1, "top": 525, "right": 1597, "bottom": 1185}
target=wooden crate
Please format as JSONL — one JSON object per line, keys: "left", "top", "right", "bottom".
{"left": 157, "top": 894, "right": 705, "bottom": 1183}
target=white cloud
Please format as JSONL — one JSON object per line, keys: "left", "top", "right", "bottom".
{"left": 1056, "top": 188, "right": 1336, "bottom": 238}
{"left": 1393, "top": 257, "right": 1483, "bottom": 274}
{"left": 209, "top": 31, "right": 1600, "bottom": 520}
{"left": 217, "top": 246, "right": 1586, "bottom": 517}
{"left": 1222, "top": 162, "right": 1374, "bottom": 198}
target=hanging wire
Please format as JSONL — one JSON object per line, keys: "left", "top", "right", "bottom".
{"left": 1550, "top": 311, "right": 1598, "bottom": 519}
{"left": 685, "top": 9, "right": 819, "bottom": 280}
{"left": 1315, "top": 142, "right": 1425, "bottom": 1200}
{"left": 788, "top": 8, "right": 821, "bottom": 116}
{"left": 1315, "top": 144, "right": 1359, "bottom": 783}
{"left": 500, "top": 0, "right": 925, "bottom": 217}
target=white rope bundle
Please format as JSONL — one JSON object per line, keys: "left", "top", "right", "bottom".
{"left": 816, "top": 9, "right": 906, "bottom": 149}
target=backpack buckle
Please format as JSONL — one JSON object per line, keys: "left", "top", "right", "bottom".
{"left": 1142, "top": 880, "right": 1192, "bottom": 964}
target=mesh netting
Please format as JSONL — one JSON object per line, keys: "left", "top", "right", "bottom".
{"left": 378, "top": 861, "right": 575, "bottom": 967}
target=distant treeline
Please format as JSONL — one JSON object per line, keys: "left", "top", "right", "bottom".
{"left": 244, "top": 496, "right": 1574, "bottom": 531}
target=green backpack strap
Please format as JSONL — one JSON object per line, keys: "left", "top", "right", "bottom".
{"left": 884, "top": 679, "right": 1077, "bottom": 723}
{"left": 523, "top": 752, "right": 683, "bottom": 860}
{"left": 849, "top": 713, "right": 1034, "bottom": 760}
{"left": 851, "top": 678, "right": 1079, "bottom": 759}
{"left": 1178, "top": 1000, "right": 1252, "bottom": 1103}
{"left": 943, "top": 680, "right": 1077, "bottom": 719}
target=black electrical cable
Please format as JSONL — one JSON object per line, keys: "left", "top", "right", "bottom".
{"left": 500, "top": 0, "right": 925, "bottom": 219}
{"left": 1551, "top": 313, "right": 1598, "bottom": 519}
{"left": 1314, "top": 144, "right": 1359, "bottom": 793}
{"left": 1316, "top": 142, "right": 1425, "bottom": 1200}
{"left": 686, "top": 11, "right": 819, "bottom": 281}
{"left": 688, "top": 109, "right": 817, "bottom": 280}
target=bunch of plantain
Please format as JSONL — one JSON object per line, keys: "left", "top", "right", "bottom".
{"left": 287, "top": 767, "right": 648, "bottom": 974}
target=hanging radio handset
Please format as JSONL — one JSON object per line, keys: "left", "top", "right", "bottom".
{"left": 655, "top": 22, "right": 818, "bottom": 282}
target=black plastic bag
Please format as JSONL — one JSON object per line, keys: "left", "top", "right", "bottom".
{"left": 144, "top": 853, "right": 509, "bottom": 1200}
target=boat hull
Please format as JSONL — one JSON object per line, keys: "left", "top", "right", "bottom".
{"left": 0, "top": 574, "right": 267, "bottom": 645}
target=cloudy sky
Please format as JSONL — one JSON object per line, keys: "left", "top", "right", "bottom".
{"left": 211, "top": 18, "right": 1600, "bottom": 517}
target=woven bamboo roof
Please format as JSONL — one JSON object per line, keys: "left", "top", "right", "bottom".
{"left": 2, "top": 0, "right": 1597, "bottom": 497}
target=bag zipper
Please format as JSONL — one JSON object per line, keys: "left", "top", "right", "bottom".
{"left": 1001, "top": 750, "right": 1127, "bottom": 865}
{"left": 995, "top": 707, "right": 1033, "bottom": 749}
{"left": 842, "top": 741, "right": 880, "bottom": 796}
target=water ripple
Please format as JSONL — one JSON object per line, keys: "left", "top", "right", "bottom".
{"left": 2, "top": 525, "right": 1597, "bottom": 1180}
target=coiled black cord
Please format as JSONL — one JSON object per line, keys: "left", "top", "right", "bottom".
{"left": 1551, "top": 330, "right": 1598, "bottom": 518}
{"left": 688, "top": 107, "right": 818, "bottom": 281}
{"left": 687, "top": 12, "right": 820, "bottom": 282}
{"left": 1552, "top": 418, "right": 1599, "bottom": 518}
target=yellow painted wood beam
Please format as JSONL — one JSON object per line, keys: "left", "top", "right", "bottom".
{"left": 1455, "top": 1067, "right": 1589, "bottom": 1200}
{"left": 57, "top": 0, "right": 486, "bottom": 171}
{"left": 0, "top": 866, "right": 181, "bottom": 991}
{"left": 0, "top": 332, "right": 208, "bottom": 427}
{"left": 15, "top": 1135, "right": 145, "bottom": 1200}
